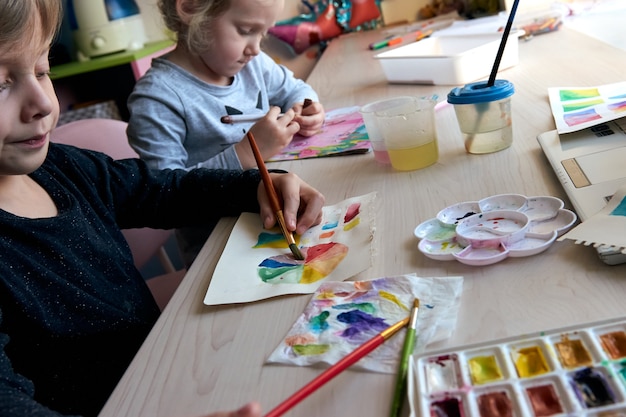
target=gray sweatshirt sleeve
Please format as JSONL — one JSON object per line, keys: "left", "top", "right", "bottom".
{"left": 127, "top": 53, "right": 318, "bottom": 171}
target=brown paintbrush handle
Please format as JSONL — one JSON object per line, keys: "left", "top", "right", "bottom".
{"left": 247, "top": 131, "right": 304, "bottom": 260}
{"left": 275, "top": 210, "right": 296, "bottom": 246}
{"left": 246, "top": 132, "right": 281, "bottom": 213}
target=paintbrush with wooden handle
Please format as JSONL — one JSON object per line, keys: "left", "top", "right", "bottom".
{"left": 246, "top": 131, "right": 304, "bottom": 260}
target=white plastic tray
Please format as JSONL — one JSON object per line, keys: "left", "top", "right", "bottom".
{"left": 374, "top": 31, "right": 523, "bottom": 85}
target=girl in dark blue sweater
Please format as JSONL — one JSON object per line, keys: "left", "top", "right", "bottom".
{"left": 0, "top": 1, "right": 324, "bottom": 416}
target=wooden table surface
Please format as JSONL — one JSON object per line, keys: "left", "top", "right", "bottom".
{"left": 99, "top": 26, "right": 626, "bottom": 417}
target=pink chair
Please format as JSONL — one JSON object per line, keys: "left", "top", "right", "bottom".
{"left": 50, "top": 118, "right": 186, "bottom": 311}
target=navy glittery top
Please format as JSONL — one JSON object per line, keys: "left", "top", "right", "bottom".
{"left": 0, "top": 143, "right": 262, "bottom": 416}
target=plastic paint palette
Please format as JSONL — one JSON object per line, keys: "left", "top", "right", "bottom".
{"left": 408, "top": 317, "right": 626, "bottom": 417}
{"left": 413, "top": 194, "right": 577, "bottom": 266}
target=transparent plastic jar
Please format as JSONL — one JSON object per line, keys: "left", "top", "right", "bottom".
{"left": 448, "top": 80, "right": 515, "bottom": 154}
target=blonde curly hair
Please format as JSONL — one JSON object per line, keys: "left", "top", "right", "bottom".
{"left": 158, "top": 0, "right": 232, "bottom": 54}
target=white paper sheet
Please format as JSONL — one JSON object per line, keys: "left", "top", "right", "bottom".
{"left": 203, "top": 192, "right": 377, "bottom": 305}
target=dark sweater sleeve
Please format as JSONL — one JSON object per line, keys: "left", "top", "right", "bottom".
{"left": 46, "top": 143, "right": 264, "bottom": 230}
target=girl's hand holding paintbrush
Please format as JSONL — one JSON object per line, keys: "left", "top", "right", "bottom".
{"left": 247, "top": 127, "right": 323, "bottom": 260}
{"left": 256, "top": 169, "right": 325, "bottom": 240}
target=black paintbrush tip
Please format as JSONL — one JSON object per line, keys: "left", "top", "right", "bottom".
{"left": 290, "top": 244, "right": 304, "bottom": 260}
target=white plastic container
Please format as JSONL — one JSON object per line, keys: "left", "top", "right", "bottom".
{"left": 374, "top": 32, "right": 522, "bottom": 85}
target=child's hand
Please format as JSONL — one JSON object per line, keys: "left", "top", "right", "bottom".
{"left": 258, "top": 172, "right": 325, "bottom": 235}
{"left": 235, "top": 107, "right": 299, "bottom": 169}
{"left": 293, "top": 100, "right": 325, "bottom": 137}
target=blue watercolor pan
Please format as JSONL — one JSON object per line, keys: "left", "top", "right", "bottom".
{"left": 408, "top": 317, "right": 626, "bottom": 417}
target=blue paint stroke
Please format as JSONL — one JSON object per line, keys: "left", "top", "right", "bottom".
{"left": 337, "top": 310, "right": 388, "bottom": 340}
{"left": 321, "top": 221, "right": 339, "bottom": 230}
{"left": 258, "top": 258, "right": 294, "bottom": 267}
{"left": 322, "top": 209, "right": 342, "bottom": 230}
{"left": 610, "top": 197, "right": 626, "bottom": 216}
{"left": 309, "top": 311, "right": 330, "bottom": 333}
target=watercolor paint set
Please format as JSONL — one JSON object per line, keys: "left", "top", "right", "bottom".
{"left": 408, "top": 316, "right": 626, "bottom": 417}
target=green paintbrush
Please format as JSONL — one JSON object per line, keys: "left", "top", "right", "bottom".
{"left": 390, "top": 298, "right": 420, "bottom": 417}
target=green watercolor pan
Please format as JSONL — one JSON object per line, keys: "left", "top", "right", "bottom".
{"left": 408, "top": 316, "right": 626, "bottom": 417}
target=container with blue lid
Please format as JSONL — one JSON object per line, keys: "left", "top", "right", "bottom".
{"left": 447, "top": 79, "right": 515, "bottom": 154}
{"left": 447, "top": 80, "right": 515, "bottom": 104}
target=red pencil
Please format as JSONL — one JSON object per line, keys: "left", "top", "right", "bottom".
{"left": 264, "top": 316, "right": 410, "bottom": 417}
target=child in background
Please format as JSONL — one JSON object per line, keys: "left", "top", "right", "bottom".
{"left": 127, "top": 0, "right": 326, "bottom": 172}
{"left": 127, "top": 0, "right": 326, "bottom": 266}
{"left": 0, "top": 1, "right": 324, "bottom": 416}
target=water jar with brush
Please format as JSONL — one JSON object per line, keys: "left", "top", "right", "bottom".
{"left": 447, "top": 0, "right": 519, "bottom": 154}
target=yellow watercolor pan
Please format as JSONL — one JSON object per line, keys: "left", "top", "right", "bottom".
{"left": 467, "top": 353, "right": 505, "bottom": 385}
{"left": 408, "top": 317, "right": 626, "bottom": 417}
{"left": 510, "top": 344, "right": 551, "bottom": 378}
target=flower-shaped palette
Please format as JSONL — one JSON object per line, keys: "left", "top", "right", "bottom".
{"left": 413, "top": 194, "right": 577, "bottom": 266}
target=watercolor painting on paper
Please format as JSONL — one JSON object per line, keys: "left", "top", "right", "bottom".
{"left": 203, "top": 192, "right": 377, "bottom": 305}
{"left": 549, "top": 81, "right": 626, "bottom": 134}
{"left": 266, "top": 274, "right": 464, "bottom": 374}
{"left": 267, "top": 106, "right": 371, "bottom": 161}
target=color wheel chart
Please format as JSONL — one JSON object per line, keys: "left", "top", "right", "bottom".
{"left": 548, "top": 81, "right": 626, "bottom": 134}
